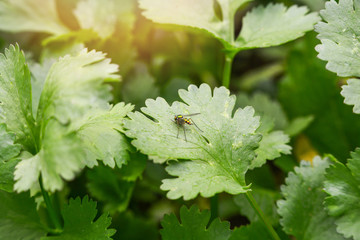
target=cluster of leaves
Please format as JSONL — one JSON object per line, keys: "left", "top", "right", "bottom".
{"left": 0, "top": 44, "right": 133, "bottom": 238}
{"left": 1, "top": 0, "right": 360, "bottom": 240}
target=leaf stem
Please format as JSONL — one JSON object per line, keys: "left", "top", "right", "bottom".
{"left": 245, "top": 192, "right": 280, "bottom": 240}
{"left": 222, "top": 52, "right": 235, "bottom": 88}
{"left": 39, "top": 177, "right": 63, "bottom": 232}
{"left": 210, "top": 194, "right": 219, "bottom": 222}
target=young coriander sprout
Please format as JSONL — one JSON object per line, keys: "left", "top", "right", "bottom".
{"left": 173, "top": 113, "right": 202, "bottom": 141}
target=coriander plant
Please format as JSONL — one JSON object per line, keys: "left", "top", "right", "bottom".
{"left": 1, "top": 0, "right": 359, "bottom": 239}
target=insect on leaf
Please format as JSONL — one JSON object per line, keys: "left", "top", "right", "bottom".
{"left": 125, "top": 84, "right": 262, "bottom": 200}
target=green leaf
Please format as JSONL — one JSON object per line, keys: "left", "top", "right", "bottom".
{"left": 315, "top": 0, "right": 360, "bottom": 77}
{"left": 0, "top": 119, "right": 26, "bottom": 192}
{"left": 0, "top": 190, "right": 46, "bottom": 240}
{"left": 234, "top": 188, "right": 280, "bottom": 225}
{"left": 277, "top": 156, "right": 346, "bottom": 240}
{"left": 73, "top": 0, "right": 117, "bottom": 39}
{"left": 6, "top": 45, "right": 131, "bottom": 193}
{"left": 72, "top": 103, "right": 134, "bottom": 168}
{"left": 15, "top": 102, "right": 133, "bottom": 192}
{"left": 139, "top": 1, "right": 317, "bottom": 52}
{"left": 138, "top": 0, "right": 239, "bottom": 48}
{"left": 0, "top": 158, "right": 20, "bottom": 192}
{"left": 29, "top": 59, "right": 55, "bottom": 117}
{"left": 251, "top": 130, "right": 291, "bottom": 169}
{"left": 14, "top": 120, "right": 85, "bottom": 192}
{"left": 125, "top": 84, "right": 262, "bottom": 200}
{"left": 160, "top": 205, "right": 232, "bottom": 240}
{"left": 236, "top": 94, "right": 292, "bottom": 169}
{"left": 236, "top": 93, "right": 288, "bottom": 130}
{"left": 236, "top": 93, "right": 313, "bottom": 137}
{"left": 72, "top": 0, "right": 136, "bottom": 41}
{"left": 0, "top": 0, "right": 69, "bottom": 35}
{"left": 42, "top": 196, "right": 115, "bottom": 240}
{"left": 37, "top": 48, "right": 120, "bottom": 125}
{"left": 229, "top": 222, "right": 272, "bottom": 240}
{"left": 341, "top": 78, "right": 360, "bottom": 114}
{"left": 0, "top": 45, "right": 36, "bottom": 151}
{"left": 324, "top": 149, "right": 360, "bottom": 240}
{"left": 236, "top": 3, "right": 320, "bottom": 50}
{"left": 0, "top": 123, "right": 21, "bottom": 162}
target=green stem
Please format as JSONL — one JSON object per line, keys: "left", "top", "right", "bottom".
{"left": 222, "top": 53, "right": 235, "bottom": 88}
{"left": 245, "top": 192, "right": 280, "bottom": 240}
{"left": 210, "top": 194, "right": 219, "bottom": 222}
{"left": 39, "top": 177, "right": 62, "bottom": 232}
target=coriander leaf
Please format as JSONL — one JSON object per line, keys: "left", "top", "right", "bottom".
{"left": 14, "top": 120, "right": 85, "bottom": 192}
{"left": 0, "top": 190, "right": 46, "bottom": 240}
{"left": 138, "top": 0, "right": 236, "bottom": 48}
{"left": 324, "top": 149, "right": 360, "bottom": 240}
{"left": 73, "top": 103, "right": 134, "bottom": 168}
{"left": 0, "top": 0, "right": 68, "bottom": 35}
{"left": 236, "top": 93, "right": 313, "bottom": 137}
{"left": 251, "top": 130, "right": 291, "bottom": 169}
{"left": 236, "top": 93, "right": 288, "bottom": 130}
{"left": 160, "top": 205, "right": 232, "bottom": 240}
{"left": 43, "top": 196, "right": 115, "bottom": 240}
{"left": 0, "top": 45, "right": 36, "bottom": 151}
{"left": 10, "top": 46, "right": 130, "bottom": 193}
{"left": 229, "top": 222, "right": 272, "bottom": 240}
{"left": 234, "top": 188, "right": 280, "bottom": 225}
{"left": 161, "top": 160, "right": 254, "bottom": 200}
{"left": 125, "top": 84, "right": 262, "bottom": 200}
{"left": 277, "top": 157, "right": 346, "bottom": 240}
{"left": 0, "top": 159, "right": 20, "bottom": 192}
{"left": 0, "top": 123, "right": 22, "bottom": 192}
{"left": 36, "top": 48, "right": 120, "bottom": 125}
{"left": 72, "top": 0, "right": 136, "bottom": 43}
{"left": 236, "top": 3, "right": 319, "bottom": 50}
{"left": 341, "top": 78, "right": 360, "bottom": 114}
{"left": 139, "top": 1, "right": 317, "bottom": 52}
{"left": 0, "top": 123, "right": 21, "bottom": 162}
{"left": 236, "top": 94, "right": 292, "bottom": 169}
{"left": 29, "top": 59, "right": 55, "bottom": 116}
{"left": 74, "top": 0, "right": 117, "bottom": 40}
{"left": 315, "top": 0, "right": 360, "bottom": 77}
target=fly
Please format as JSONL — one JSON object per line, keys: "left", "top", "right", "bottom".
{"left": 174, "top": 113, "right": 202, "bottom": 141}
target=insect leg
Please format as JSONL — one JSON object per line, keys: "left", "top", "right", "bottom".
{"left": 177, "top": 126, "right": 180, "bottom": 138}
{"left": 191, "top": 120, "right": 203, "bottom": 132}
{"left": 183, "top": 127, "right": 187, "bottom": 142}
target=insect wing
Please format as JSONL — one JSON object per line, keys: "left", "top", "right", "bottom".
{"left": 181, "top": 113, "right": 201, "bottom": 117}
